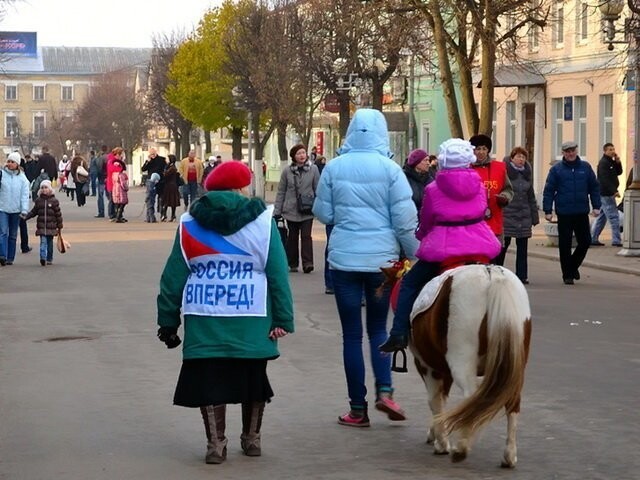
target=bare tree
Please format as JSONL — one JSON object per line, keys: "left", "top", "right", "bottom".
{"left": 148, "top": 32, "right": 193, "bottom": 158}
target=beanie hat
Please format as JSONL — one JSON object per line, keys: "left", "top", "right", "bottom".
{"left": 39, "top": 179, "right": 52, "bottom": 190}
{"left": 7, "top": 152, "right": 21, "bottom": 163}
{"left": 289, "top": 144, "right": 306, "bottom": 160}
{"left": 469, "top": 134, "right": 492, "bottom": 152}
{"left": 205, "top": 161, "right": 252, "bottom": 191}
{"left": 406, "top": 148, "right": 428, "bottom": 167}
{"left": 150, "top": 172, "right": 161, "bottom": 183}
{"left": 437, "top": 138, "right": 475, "bottom": 170}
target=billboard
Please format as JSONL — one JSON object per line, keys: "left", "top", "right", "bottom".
{"left": 0, "top": 32, "right": 37, "bottom": 56}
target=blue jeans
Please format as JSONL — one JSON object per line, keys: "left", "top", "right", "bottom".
{"left": 182, "top": 181, "right": 198, "bottom": 208}
{"left": 590, "top": 195, "right": 621, "bottom": 244}
{"left": 40, "top": 235, "right": 54, "bottom": 262}
{"left": 389, "top": 260, "right": 440, "bottom": 338}
{"left": 331, "top": 270, "right": 393, "bottom": 409}
{"left": 96, "top": 182, "right": 105, "bottom": 216}
{"left": 0, "top": 211, "right": 20, "bottom": 262}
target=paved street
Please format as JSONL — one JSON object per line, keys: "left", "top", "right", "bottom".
{"left": 1, "top": 186, "right": 639, "bottom": 480}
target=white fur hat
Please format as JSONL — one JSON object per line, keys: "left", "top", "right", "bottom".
{"left": 39, "top": 179, "right": 52, "bottom": 190}
{"left": 7, "top": 152, "right": 21, "bottom": 163}
{"left": 437, "top": 138, "right": 475, "bottom": 170}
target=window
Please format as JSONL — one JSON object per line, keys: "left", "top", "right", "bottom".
{"left": 5, "top": 114, "right": 18, "bottom": 138}
{"left": 5, "top": 84, "right": 17, "bottom": 101}
{"left": 576, "top": 1, "right": 588, "bottom": 42}
{"left": 61, "top": 85, "right": 73, "bottom": 101}
{"left": 506, "top": 101, "right": 517, "bottom": 154}
{"left": 574, "top": 95, "right": 587, "bottom": 158}
{"left": 552, "top": 0, "right": 564, "bottom": 46}
{"left": 552, "top": 98, "right": 564, "bottom": 160}
{"left": 600, "top": 94, "right": 613, "bottom": 145}
{"left": 33, "top": 85, "right": 45, "bottom": 101}
{"left": 34, "top": 114, "right": 46, "bottom": 138}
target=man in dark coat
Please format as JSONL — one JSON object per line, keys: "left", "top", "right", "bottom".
{"left": 543, "top": 140, "right": 601, "bottom": 285}
{"left": 37, "top": 146, "right": 58, "bottom": 181}
{"left": 590, "top": 142, "right": 623, "bottom": 247}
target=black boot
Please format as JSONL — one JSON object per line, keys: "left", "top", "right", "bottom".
{"left": 200, "top": 404, "right": 227, "bottom": 464}
{"left": 241, "top": 402, "right": 265, "bottom": 456}
{"left": 379, "top": 335, "right": 408, "bottom": 353}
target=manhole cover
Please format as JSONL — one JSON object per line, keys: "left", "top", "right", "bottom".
{"left": 36, "top": 336, "right": 96, "bottom": 342}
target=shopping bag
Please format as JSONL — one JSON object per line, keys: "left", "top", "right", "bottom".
{"left": 56, "top": 230, "right": 70, "bottom": 254}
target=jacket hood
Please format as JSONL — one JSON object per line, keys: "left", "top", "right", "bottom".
{"left": 189, "top": 191, "right": 266, "bottom": 236}
{"left": 340, "top": 109, "right": 392, "bottom": 158}
{"left": 434, "top": 168, "right": 483, "bottom": 202}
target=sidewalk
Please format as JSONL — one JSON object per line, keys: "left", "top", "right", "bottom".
{"left": 264, "top": 182, "right": 640, "bottom": 277}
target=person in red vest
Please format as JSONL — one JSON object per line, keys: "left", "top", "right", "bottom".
{"left": 469, "top": 134, "right": 513, "bottom": 264}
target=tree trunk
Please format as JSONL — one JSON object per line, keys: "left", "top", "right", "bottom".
{"left": 180, "top": 129, "right": 191, "bottom": 160}
{"left": 431, "top": 1, "right": 464, "bottom": 138}
{"left": 478, "top": 20, "right": 497, "bottom": 136}
{"left": 371, "top": 80, "right": 384, "bottom": 111}
{"left": 277, "top": 123, "right": 288, "bottom": 162}
{"left": 173, "top": 132, "right": 180, "bottom": 157}
{"left": 231, "top": 126, "right": 243, "bottom": 160}
{"left": 338, "top": 90, "right": 351, "bottom": 141}
{"left": 204, "top": 130, "right": 212, "bottom": 155}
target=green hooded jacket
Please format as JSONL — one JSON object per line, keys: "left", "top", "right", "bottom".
{"left": 157, "top": 191, "right": 294, "bottom": 360}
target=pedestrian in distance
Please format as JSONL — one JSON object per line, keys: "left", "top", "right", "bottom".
{"left": 469, "top": 134, "right": 514, "bottom": 264}
{"left": 542, "top": 141, "right": 601, "bottom": 285}
{"left": 88, "top": 150, "right": 99, "bottom": 196}
{"left": 273, "top": 144, "right": 320, "bottom": 273}
{"left": 156, "top": 160, "right": 294, "bottom": 465}
{"left": 403, "top": 148, "right": 435, "bottom": 215}
{"left": 23, "top": 179, "right": 63, "bottom": 266}
{"left": 111, "top": 160, "right": 129, "bottom": 223}
{"left": 496, "top": 147, "right": 539, "bottom": 284}
{"left": 94, "top": 145, "right": 109, "bottom": 218}
{"left": 0, "top": 152, "right": 31, "bottom": 266}
{"left": 313, "top": 108, "right": 418, "bottom": 427}
{"left": 160, "top": 155, "right": 181, "bottom": 222}
{"left": 590, "top": 142, "right": 623, "bottom": 247}
{"left": 380, "top": 138, "right": 501, "bottom": 352}
{"left": 106, "top": 147, "right": 125, "bottom": 220}
{"left": 178, "top": 149, "right": 204, "bottom": 209}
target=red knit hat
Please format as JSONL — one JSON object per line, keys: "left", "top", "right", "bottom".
{"left": 204, "top": 161, "right": 252, "bottom": 191}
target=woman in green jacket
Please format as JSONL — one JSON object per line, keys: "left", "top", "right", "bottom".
{"left": 157, "top": 161, "right": 294, "bottom": 465}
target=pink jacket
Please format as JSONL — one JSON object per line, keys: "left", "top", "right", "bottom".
{"left": 106, "top": 153, "right": 117, "bottom": 193}
{"left": 416, "top": 168, "right": 501, "bottom": 262}
{"left": 111, "top": 168, "right": 129, "bottom": 205}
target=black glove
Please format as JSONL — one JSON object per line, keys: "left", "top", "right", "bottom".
{"left": 157, "top": 326, "right": 181, "bottom": 349}
{"left": 273, "top": 214, "right": 283, "bottom": 221}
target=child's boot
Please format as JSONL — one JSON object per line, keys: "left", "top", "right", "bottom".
{"left": 375, "top": 389, "right": 406, "bottom": 421}
{"left": 338, "top": 404, "right": 370, "bottom": 427}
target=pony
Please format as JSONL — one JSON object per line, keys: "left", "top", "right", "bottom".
{"left": 386, "top": 263, "right": 531, "bottom": 468}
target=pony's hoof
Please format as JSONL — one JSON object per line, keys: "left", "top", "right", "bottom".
{"left": 501, "top": 457, "right": 517, "bottom": 468}
{"left": 433, "top": 449, "right": 449, "bottom": 456}
{"left": 451, "top": 449, "right": 467, "bottom": 463}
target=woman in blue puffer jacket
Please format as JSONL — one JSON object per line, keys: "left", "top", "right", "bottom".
{"left": 313, "top": 108, "right": 418, "bottom": 427}
{"left": 0, "top": 152, "right": 31, "bottom": 265}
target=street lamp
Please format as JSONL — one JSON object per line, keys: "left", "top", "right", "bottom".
{"left": 65, "top": 139, "right": 71, "bottom": 157}
{"left": 600, "top": 0, "right": 640, "bottom": 256}
{"left": 9, "top": 129, "right": 14, "bottom": 150}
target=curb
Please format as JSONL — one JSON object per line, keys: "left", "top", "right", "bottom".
{"left": 516, "top": 247, "right": 640, "bottom": 277}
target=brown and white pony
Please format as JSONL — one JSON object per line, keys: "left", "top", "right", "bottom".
{"left": 390, "top": 264, "right": 531, "bottom": 468}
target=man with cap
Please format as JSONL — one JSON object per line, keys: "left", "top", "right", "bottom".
{"left": 542, "top": 141, "right": 601, "bottom": 285}
{"left": 380, "top": 138, "right": 501, "bottom": 352}
{"left": 469, "top": 134, "right": 514, "bottom": 264}
{"left": 156, "top": 160, "right": 294, "bottom": 465}
{"left": 0, "top": 152, "right": 31, "bottom": 265}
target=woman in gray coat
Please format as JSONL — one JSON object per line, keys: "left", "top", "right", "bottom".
{"left": 273, "top": 144, "right": 320, "bottom": 273}
{"left": 498, "top": 147, "right": 539, "bottom": 284}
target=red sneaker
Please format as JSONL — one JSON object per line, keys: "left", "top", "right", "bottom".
{"left": 338, "top": 411, "right": 370, "bottom": 427}
{"left": 375, "top": 396, "right": 406, "bottom": 421}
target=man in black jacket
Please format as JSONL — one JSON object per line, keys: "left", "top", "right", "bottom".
{"left": 590, "top": 143, "right": 623, "bottom": 247}
{"left": 37, "top": 146, "right": 58, "bottom": 181}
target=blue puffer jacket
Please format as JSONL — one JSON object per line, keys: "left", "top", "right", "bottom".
{"left": 0, "top": 166, "right": 30, "bottom": 214}
{"left": 542, "top": 157, "right": 601, "bottom": 215}
{"left": 312, "top": 109, "right": 418, "bottom": 272}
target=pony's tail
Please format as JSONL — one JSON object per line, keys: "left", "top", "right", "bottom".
{"left": 439, "top": 267, "right": 530, "bottom": 435}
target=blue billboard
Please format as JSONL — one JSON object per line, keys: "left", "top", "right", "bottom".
{"left": 0, "top": 32, "right": 37, "bottom": 56}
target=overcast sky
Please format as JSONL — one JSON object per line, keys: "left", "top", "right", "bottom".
{"left": 1, "top": 0, "right": 221, "bottom": 48}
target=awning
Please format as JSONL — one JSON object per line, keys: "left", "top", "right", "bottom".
{"left": 477, "top": 65, "right": 546, "bottom": 88}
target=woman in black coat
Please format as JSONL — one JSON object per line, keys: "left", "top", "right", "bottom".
{"left": 498, "top": 147, "right": 539, "bottom": 284}
{"left": 403, "top": 149, "right": 434, "bottom": 215}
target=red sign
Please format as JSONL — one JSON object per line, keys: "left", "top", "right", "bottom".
{"left": 323, "top": 94, "right": 340, "bottom": 113}
{"left": 315, "top": 132, "right": 324, "bottom": 155}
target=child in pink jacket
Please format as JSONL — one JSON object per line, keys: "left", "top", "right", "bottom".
{"left": 111, "top": 160, "right": 129, "bottom": 223}
{"left": 380, "top": 138, "right": 501, "bottom": 352}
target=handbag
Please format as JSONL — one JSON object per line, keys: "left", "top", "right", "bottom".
{"left": 293, "top": 175, "right": 314, "bottom": 215}
{"left": 56, "top": 229, "right": 70, "bottom": 254}
{"left": 77, "top": 165, "right": 89, "bottom": 177}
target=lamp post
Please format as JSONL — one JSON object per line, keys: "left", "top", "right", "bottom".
{"left": 601, "top": 0, "right": 640, "bottom": 256}
{"left": 10, "top": 129, "right": 14, "bottom": 150}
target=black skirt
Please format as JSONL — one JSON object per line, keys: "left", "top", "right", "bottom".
{"left": 173, "top": 358, "right": 273, "bottom": 408}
